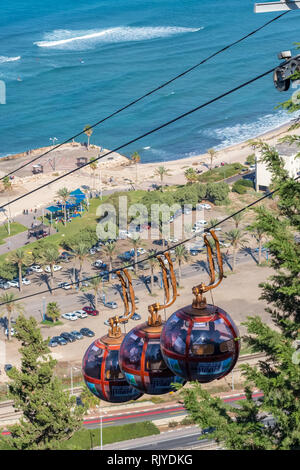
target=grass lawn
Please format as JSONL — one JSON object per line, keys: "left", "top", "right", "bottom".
{"left": 198, "top": 163, "right": 246, "bottom": 183}
{"left": 0, "top": 421, "right": 160, "bottom": 450}
{"left": 0, "top": 222, "right": 27, "bottom": 245}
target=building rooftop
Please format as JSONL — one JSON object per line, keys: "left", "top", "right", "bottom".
{"left": 275, "top": 142, "right": 300, "bottom": 157}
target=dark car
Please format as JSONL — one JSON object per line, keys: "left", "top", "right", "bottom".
{"left": 144, "top": 275, "right": 159, "bottom": 284}
{"left": 48, "top": 338, "right": 58, "bottom": 348}
{"left": 4, "top": 364, "right": 13, "bottom": 372}
{"left": 70, "top": 330, "right": 83, "bottom": 340}
{"left": 80, "top": 328, "right": 95, "bottom": 337}
{"left": 132, "top": 313, "right": 141, "bottom": 321}
{"left": 61, "top": 251, "right": 74, "bottom": 259}
{"left": 190, "top": 249, "right": 199, "bottom": 256}
{"left": 201, "top": 427, "right": 216, "bottom": 435}
{"left": 60, "top": 332, "right": 76, "bottom": 343}
{"left": 82, "top": 306, "right": 99, "bottom": 316}
{"left": 53, "top": 336, "right": 67, "bottom": 346}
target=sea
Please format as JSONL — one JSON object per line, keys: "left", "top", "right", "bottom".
{"left": 0, "top": 0, "right": 300, "bottom": 162}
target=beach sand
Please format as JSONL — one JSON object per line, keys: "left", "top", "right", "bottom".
{"left": 0, "top": 120, "right": 299, "bottom": 221}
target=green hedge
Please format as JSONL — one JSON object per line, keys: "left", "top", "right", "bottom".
{"left": 198, "top": 163, "right": 245, "bottom": 183}
{"left": 232, "top": 179, "right": 253, "bottom": 194}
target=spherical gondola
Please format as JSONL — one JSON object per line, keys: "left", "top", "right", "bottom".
{"left": 82, "top": 331, "right": 143, "bottom": 403}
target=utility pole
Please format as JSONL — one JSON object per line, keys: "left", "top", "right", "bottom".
{"left": 255, "top": 1, "right": 300, "bottom": 13}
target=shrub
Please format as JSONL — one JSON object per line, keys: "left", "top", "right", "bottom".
{"left": 206, "top": 182, "right": 230, "bottom": 205}
{"left": 232, "top": 179, "right": 253, "bottom": 194}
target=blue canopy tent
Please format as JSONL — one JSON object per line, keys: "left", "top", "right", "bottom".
{"left": 46, "top": 188, "right": 86, "bottom": 222}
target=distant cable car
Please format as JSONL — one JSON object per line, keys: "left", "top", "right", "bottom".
{"left": 82, "top": 271, "right": 143, "bottom": 403}
{"left": 119, "top": 254, "right": 185, "bottom": 395}
{"left": 160, "top": 231, "right": 240, "bottom": 383}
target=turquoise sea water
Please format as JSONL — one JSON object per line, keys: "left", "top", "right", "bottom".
{"left": 0, "top": 0, "right": 300, "bottom": 162}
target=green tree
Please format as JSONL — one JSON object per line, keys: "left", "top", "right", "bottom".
{"left": 246, "top": 207, "right": 269, "bottom": 265}
{"left": 71, "top": 242, "right": 90, "bottom": 287}
{"left": 246, "top": 153, "right": 256, "bottom": 166}
{"left": 206, "top": 182, "right": 230, "bottom": 205}
{"left": 184, "top": 168, "right": 198, "bottom": 184}
{"left": 207, "top": 148, "right": 217, "bottom": 171}
{"left": 7, "top": 248, "right": 32, "bottom": 293}
{"left": 84, "top": 124, "right": 93, "bottom": 149}
{"left": 129, "top": 236, "right": 145, "bottom": 275}
{"left": 102, "top": 242, "right": 116, "bottom": 281}
{"left": 0, "top": 293, "right": 24, "bottom": 341}
{"left": 89, "top": 277, "right": 102, "bottom": 311}
{"left": 46, "top": 302, "right": 61, "bottom": 323}
{"left": 2, "top": 176, "right": 12, "bottom": 192}
{"left": 56, "top": 187, "right": 71, "bottom": 226}
{"left": 40, "top": 246, "right": 60, "bottom": 292}
{"left": 153, "top": 166, "right": 172, "bottom": 192}
{"left": 174, "top": 245, "right": 190, "bottom": 285}
{"left": 178, "top": 142, "right": 300, "bottom": 450}
{"left": 224, "top": 228, "right": 248, "bottom": 271}
{"left": 131, "top": 151, "right": 141, "bottom": 184}
{"left": 6, "top": 315, "right": 84, "bottom": 449}
{"left": 231, "top": 212, "right": 245, "bottom": 229}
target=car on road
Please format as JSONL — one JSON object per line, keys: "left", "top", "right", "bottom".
{"left": 30, "top": 265, "right": 43, "bottom": 273}
{"left": 58, "top": 282, "right": 72, "bottom": 290}
{"left": 60, "top": 332, "right": 76, "bottom": 343}
{"left": 80, "top": 328, "right": 95, "bottom": 337}
{"left": 82, "top": 306, "right": 99, "bottom": 316}
{"left": 103, "top": 301, "right": 118, "bottom": 309}
{"left": 44, "top": 265, "right": 62, "bottom": 273}
{"left": 62, "top": 312, "right": 78, "bottom": 321}
{"left": 73, "top": 309, "right": 88, "bottom": 319}
{"left": 70, "top": 330, "right": 83, "bottom": 340}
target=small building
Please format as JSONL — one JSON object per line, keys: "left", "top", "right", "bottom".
{"left": 255, "top": 142, "right": 300, "bottom": 191}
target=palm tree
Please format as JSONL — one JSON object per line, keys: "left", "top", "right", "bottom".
{"left": 174, "top": 245, "right": 190, "bottom": 285}
{"left": 102, "top": 242, "right": 116, "bottom": 281}
{"left": 72, "top": 242, "right": 90, "bottom": 287}
{"left": 224, "top": 229, "right": 248, "bottom": 271}
{"left": 8, "top": 249, "right": 32, "bottom": 293}
{"left": 131, "top": 152, "right": 141, "bottom": 183}
{"left": 0, "top": 293, "right": 24, "bottom": 341}
{"left": 184, "top": 168, "right": 198, "bottom": 184}
{"left": 2, "top": 176, "right": 12, "bottom": 192}
{"left": 207, "top": 148, "right": 217, "bottom": 171}
{"left": 84, "top": 124, "right": 93, "bottom": 149}
{"left": 56, "top": 187, "right": 71, "bottom": 226}
{"left": 128, "top": 237, "right": 145, "bottom": 274}
{"left": 40, "top": 246, "right": 60, "bottom": 292}
{"left": 46, "top": 302, "right": 61, "bottom": 323}
{"left": 153, "top": 166, "right": 172, "bottom": 192}
{"left": 89, "top": 157, "right": 98, "bottom": 189}
{"left": 208, "top": 218, "right": 220, "bottom": 230}
{"left": 232, "top": 212, "right": 245, "bottom": 229}
{"left": 148, "top": 249, "right": 159, "bottom": 293}
{"left": 89, "top": 277, "right": 102, "bottom": 311}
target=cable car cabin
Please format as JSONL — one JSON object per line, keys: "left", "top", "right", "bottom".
{"left": 32, "top": 164, "right": 43, "bottom": 174}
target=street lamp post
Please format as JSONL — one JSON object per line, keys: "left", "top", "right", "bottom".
{"left": 49, "top": 137, "right": 58, "bottom": 171}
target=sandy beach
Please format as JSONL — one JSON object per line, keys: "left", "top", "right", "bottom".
{"left": 0, "top": 120, "right": 299, "bottom": 221}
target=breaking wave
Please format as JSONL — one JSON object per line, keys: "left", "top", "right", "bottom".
{"left": 0, "top": 56, "right": 21, "bottom": 64}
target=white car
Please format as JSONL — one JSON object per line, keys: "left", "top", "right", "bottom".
{"left": 198, "top": 204, "right": 211, "bottom": 210}
{"left": 30, "top": 265, "right": 43, "bottom": 273}
{"left": 58, "top": 282, "right": 72, "bottom": 290}
{"left": 7, "top": 280, "right": 19, "bottom": 288}
{"left": 44, "top": 265, "right": 62, "bottom": 273}
{"left": 73, "top": 310, "right": 88, "bottom": 319}
{"left": 89, "top": 248, "right": 97, "bottom": 255}
{"left": 137, "top": 248, "right": 147, "bottom": 255}
{"left": 62, "top": 312, "right": 78, "bottom": 321}
{"left": 249, "top": 165, "right": 256, "bottom": 171}
{"left": 168, "top": 238, "right": 179, "bottom": 243}
{"left": 5, "top": 328, "right": 15, "bottom": 337}
{"left": 22, "top": 278, "right": 31, "bottom": 285}
{"left": 93, "top": 259, "right": 104, "bottom": 267}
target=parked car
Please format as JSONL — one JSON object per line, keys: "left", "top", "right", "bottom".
{"left": 48, "top": 338, "right": 58, "bottom": 348}
{"left": 103, "top": 301, "right": 118, "bottom": 309}
{"left": 249, "top": 165, "right": 256, "bottom": 171}
{"left": 0, "top": 281, "right": 10, "bottom": 289}
{"left": 53, "top": 336, "right": 67, "bottom": 346}
{"left": 137, "top": 248, "right": 147, "bottom": 255}
{"left": 60, "top": 256, "right": 71, "bottom": 263}
{"left": 190, "top": 249, "right": 199, "bottom": 256}
{"left": 73, "top": 310, "right": 88, "bottom": 319}
{"left": 58, "top": 282, "right": 72, "bottom": 290}
{"left": 62, "top": 312, "right": 78, "bottom": 321}
{"left": 132, "top": 313, "right": 141, "bottom": 321}
{"left": 22, "top": 278, "right": 31, "bottom": 285}
{"left": 30, "top": 265, "right": 43, "bottom": 273}
{"left": 4, "top": 364, "right": 13, "bottom": 372}
{"left": 144, "top": 275, "right": 159, "bottom": 284}
{"left": 44, "top": 265, "right": 62, "bottom": 273}
{"left": 198, "top": 203, "right": 211, "bottom": 210}
{"left": 89, "top": 248, "right": 97, "bottom": 255}
{"left": 80, "top": 328, "right": 95, "bottom": 337}
{"left": 5, "top": 328, "right": 15, "bottom": 337}
{"left": 70, "top": 330, "right": 83, "bottom": 340}
{"left": 60, "top": 332, "right": 76, "bottom": 343}
{"left": 7, "top": 280, "right": 19, "bottom": 288}
{"left": 61, "top": 252, "right": 74, "bottom": 259}
{"left": 82, "top": 306, "right": 99, "bottom": 316}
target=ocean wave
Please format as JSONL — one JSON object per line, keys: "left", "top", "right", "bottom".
{"left": 0, "top": 56, "right": 21, "bottom": 64}
{"left": 201, "top": 111, "right": 300, "bottom": 150}
{"left": 34, "top": 26, "right": 202, "bottom": 50}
